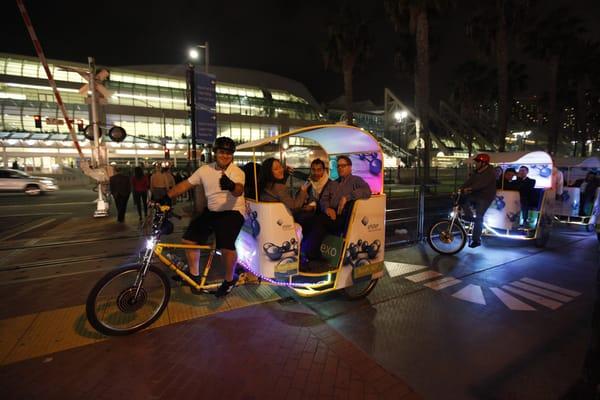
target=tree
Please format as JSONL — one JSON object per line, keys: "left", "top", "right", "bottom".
{"left": 524, "top": 7, "right": 586, "bottom": 155}
{"left": 467, "top": 0, "right": 533, "bottom": 152}
{"left": 323, "top": 3, "right": 371, "bottom": 125}
{"left": 384, "top": 0, "right": 453, "bottom": 180}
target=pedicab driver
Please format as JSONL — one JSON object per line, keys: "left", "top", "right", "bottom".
{"left": 459, "top": 153, "right": 496, "bottom": 248}
{"left": 166, "top": 137, "right": 245, "bottom": 297}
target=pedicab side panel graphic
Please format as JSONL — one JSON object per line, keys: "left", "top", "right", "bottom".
{"left": 336, "top": 196, "right": 386, "bottom": 287}
{"left": 236, "top": 201, "right": 300, "bottom": 279}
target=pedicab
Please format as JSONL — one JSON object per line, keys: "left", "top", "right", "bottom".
{"left": 428, "top": 151, "right": 556, "bottom": 254}
{"left": 235, "top": 124, "right": 386, "bottom": 297}
{"left": 553, "top": 156, "right": 600, "bottom": 232}
{"left": 86, "top": 124, "right": 386, "bottom": 335}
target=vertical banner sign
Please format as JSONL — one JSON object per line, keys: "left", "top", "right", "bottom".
{"left": 194, "top": 71, "right": 217, "bottom": 144}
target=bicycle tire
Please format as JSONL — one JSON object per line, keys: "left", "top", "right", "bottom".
{"left": 427, "top": 219, "right": 467, "bottom": 255}
{"left": 86, "top": 264, "right": 171, "bottom": 336}
{"left": 343, "top": 278, "right": 378, "bottom": 300}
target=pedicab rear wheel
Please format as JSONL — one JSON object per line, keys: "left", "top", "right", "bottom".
{"left": 343, "top": 278, "right": 378, "bottom": 300}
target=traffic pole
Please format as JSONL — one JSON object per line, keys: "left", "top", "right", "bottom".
{"left": 88, "top": 57, "right": 109, "bottom": 217}
{"left": 16, "top": 0, "right": 84, "bottom": 159}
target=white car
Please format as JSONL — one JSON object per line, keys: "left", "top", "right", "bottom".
{"left": 0, "top": 169, "right": 59, "bottom": 195}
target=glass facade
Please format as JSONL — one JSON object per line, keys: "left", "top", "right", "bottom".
{"left": 0, "top": 54, "right": 322, "bottom": 170}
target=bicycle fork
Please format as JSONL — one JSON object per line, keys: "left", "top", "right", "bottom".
{"left": 132, "top": 237, "right": 157, "bottom": 299}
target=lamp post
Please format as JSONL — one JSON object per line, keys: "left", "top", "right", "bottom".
{"left": 187, "top": 42, "right": 210, "bottom": 169}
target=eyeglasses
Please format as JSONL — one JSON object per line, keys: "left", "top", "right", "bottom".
{"left": 337, "top": 163, "right": 350, "bottom": 168}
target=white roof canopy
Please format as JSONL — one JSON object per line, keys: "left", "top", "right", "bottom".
{"left": 468, "top": 151, "right": 553, "bottom": 166}
{"left": 236, "top": 124, "right": 381, "bottom": 154}
{"left": 554, "top": 156, "right": 600, "bottom": 168}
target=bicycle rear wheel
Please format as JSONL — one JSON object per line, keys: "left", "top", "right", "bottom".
{"left": 343, "top": 278, "right": 378, "bottom": 300}
{"left": 427, "top": 219, "right": 467, "bottom": 255}
{"left": 86, "top": 264, "right": 170, "bottom": 336}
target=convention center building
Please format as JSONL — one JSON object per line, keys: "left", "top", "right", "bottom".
{"left": 0, "top": 53, "right": 324, "bottom": 173}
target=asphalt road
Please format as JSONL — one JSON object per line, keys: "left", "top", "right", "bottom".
{"left": 1, "top": 187, "right": 598, "bottom": 399}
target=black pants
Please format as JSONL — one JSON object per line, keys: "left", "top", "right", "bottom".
{"left": 114, "top": 194, "right": 130, "bottom": 222}
{"left": 300, "top": 205, "right": 352, "bottom": 260}
{"left": 132, "top": 190, "right": 148, "bottom": 218}
{"left": 459, "top": 195, "right": 491, "bottom": 243}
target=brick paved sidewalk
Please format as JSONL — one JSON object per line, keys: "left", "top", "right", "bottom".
{"left": 0, "top": 301, "right": 420, "bottom": 400}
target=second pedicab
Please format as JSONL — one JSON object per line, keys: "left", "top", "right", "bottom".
{"left": 553, "top": 156, "right": 600, "bottom": 232}
{"left": 428, "top": 151, "right": 556, "bottom": 254}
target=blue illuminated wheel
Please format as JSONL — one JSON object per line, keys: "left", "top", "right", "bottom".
{"left": 427, "top": 219, "right": 467, "bottom": 255}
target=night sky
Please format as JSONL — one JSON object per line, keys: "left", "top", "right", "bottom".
{"left": 2, "top": 0, "right": 600, "bottom": 107}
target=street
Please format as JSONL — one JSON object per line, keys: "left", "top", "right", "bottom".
{"left": 0, "top": 188, "right": 598, "bottom": 399}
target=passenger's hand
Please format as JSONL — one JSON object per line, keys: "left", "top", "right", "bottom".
{"left": 325, "top": 208, "right": 337, "bottom": 220}
{"left": 337, "top": 196, "right": 348, "bottom": 215}
{"left": 219, "top": 173, "right": 236, "bottom": 192}
{"left": 302, "top": 204, "right": 316, "bottom": 212}
{"left": 300, "top": 181, "right": 311, "bottom": 192}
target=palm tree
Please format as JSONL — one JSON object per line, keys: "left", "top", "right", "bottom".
{"left": 467, "top": 0, "right": 533, "bottom": 152}
{"left": 524, "top": 7, "right": 586, "bottom": 155}
{"left": 323, "top": 3, "right": 371, "bottom": 125}
{"left": 384, "top": 0, "right": 453, "bottom": 180}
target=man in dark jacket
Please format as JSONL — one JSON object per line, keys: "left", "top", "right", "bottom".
{"left": 109, "top": 166, "right": 132, "bottom": 223}
{"left": 516, "top": 166, "right": 536, "bottom": 226}
{"left": 460, "top": 153, "right": 497, "bottom": 248}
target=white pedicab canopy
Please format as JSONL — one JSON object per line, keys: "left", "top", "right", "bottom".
{"left": 554, "top": 156, "right": 600, "bottom": 169}
{"left": 237, "top": 124, "right": 384, "bottom": 194}
{"left": 468, "top": 151, "right": 554, "bottom": 189}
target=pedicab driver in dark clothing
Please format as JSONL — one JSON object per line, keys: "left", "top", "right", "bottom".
{"left": 459, "top": 153, "right": 497, "bottom": 248}
{"left": 166, "top": 137, "right": 245, "bottom": 297}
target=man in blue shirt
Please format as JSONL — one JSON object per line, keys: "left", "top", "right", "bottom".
{"left": 301, "top": 155, "right": 371, "bottom": 268}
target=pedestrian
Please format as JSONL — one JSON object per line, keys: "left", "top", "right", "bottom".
{"left": 150, "top": 161, "right": 175, "bottom": 200}
{"left": 109, "top": 165, "right": 132, "bottom": 223}
{"left": 131, "top": 166, "right": 149, "bottom": 221}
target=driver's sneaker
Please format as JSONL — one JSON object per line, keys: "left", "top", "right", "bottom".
{"left": 468, "top": 241, "right": 481, "bottom": 248}
{"left": 214, "top": 275, "right": 239, "bottom": 298}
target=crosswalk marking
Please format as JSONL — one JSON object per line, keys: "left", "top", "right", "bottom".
{"left": 490, "top": 287, "right": 536, "bottom": 311}
{"left": 452, "top": 284, "right": 486, "bottom": 305}
{"left": 509, "top": 281, "right": 574, "bottom": 302}
{"left": 501, "top": 285, "right": 563, "bottom": 310}
{"left": 384, "top": 262, "right": 428, "bottom": 278}
{"left": 395, "top": 265, "right": 581, "bottom": 312}
{"left": 404, "top": 270, "right": 443, "bottom": 283}
{"left": 520, "top": 277, "right": 581, "bottom": 297}
{"left": 423, "top": 277, "right": 462, "bottom": 290}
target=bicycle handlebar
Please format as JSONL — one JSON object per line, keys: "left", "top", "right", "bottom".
{"left": 148, "top": 201, "right": 182, "bottom": 220}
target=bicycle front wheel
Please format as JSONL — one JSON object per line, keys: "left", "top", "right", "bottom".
{"left": 427, "top": 219, "right": 467, "bottom": 255}
{"left": 86, "top": 264, "right": 171, "bottom": 336}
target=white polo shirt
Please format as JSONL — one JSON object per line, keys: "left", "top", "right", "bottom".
{"left": 188, "top": 162, "right": 245, "bottom": 213}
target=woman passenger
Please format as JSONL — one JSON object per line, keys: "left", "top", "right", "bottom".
{"left": 259, "top": 158, "right": 309, "bottom": 212}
